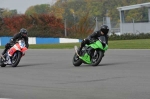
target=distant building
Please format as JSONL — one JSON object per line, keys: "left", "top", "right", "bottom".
{"left": 117, "top": 2, "right": 150, "bottom": 34}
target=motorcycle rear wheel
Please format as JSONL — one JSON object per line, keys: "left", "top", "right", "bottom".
{"left": 0, "top": 58, "right": 6, "bottom": 67}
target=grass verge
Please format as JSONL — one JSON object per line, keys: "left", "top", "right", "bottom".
{"left": 0, "top": 39, "right": 150, "bottom": 49}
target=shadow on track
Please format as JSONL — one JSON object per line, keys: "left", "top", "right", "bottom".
{"left": 75, "top": 61, "right": 131, "bottom": 67}
{"left": 98, "top": 61, "right": 131, "bottom": 67}
{"left": 17, "top": 63, "right": 53, "bottom": 67}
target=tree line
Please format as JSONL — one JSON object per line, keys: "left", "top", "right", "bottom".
{"left": 0, "top": 0, "right": 150, "bottom": 38}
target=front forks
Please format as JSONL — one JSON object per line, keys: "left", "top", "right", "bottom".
{"left": 93, "top": 50, "right": 98, "bottom": 57}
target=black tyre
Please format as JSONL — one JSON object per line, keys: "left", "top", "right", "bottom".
{"left": 90, "top": 50, "right": 103, "bottom": 66}
{"left": 72, "top": 53, "right": 82, "bottom": 67}
{"left": 0, "top": 58, "right": 6, "bottom": 67}
{"left": 11, "top": 52, "right": 22, "bottom": 67}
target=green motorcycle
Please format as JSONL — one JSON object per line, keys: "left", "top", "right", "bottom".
{"left": 72, "top": 36, "right": 108, "bottom": 66}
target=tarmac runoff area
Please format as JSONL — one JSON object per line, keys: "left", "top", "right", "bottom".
{"left": 0, "top": 49, "right": 150, "bottom": 99}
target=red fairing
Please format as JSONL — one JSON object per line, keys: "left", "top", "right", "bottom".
{"left": 8, "top": 46, "right": 17, "bottom": 56}
{"left": 8, "top": 42, "right": 28, "bottom": 56}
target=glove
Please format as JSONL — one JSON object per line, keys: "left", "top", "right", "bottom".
{"left": 10, "top": 38, "right": 14, "bottom": 44}
{"left": 10, "top": 38, "right": 13, "bottom": 42}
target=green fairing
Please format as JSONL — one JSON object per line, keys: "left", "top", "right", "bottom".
{"left": 89, "top": 40, "right": 108, "bottom": 51}
{"left": 79, "top": 40, "right": 108, "bottom": 64}
{"left": 104, "top": 44, "right": 108, "bottom": 50}
{"left": 79, "top": 53, "right": 91, "bottom": 64}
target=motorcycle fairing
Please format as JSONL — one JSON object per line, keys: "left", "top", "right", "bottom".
{"left": 88, "top": 40, "right": 108, "bottom": 51}
{"left": 8, "top": 40, "right": 27, "bottom": 57}
{"left": 79, "top": 40, "right": 108, "bottom": 64}
{"left": 79, "top": 53, "right": 91, "bottom": 64}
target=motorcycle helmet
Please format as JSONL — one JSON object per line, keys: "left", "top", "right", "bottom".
{"left": 100, "top": 25, "right": 109, "bottom": 35}
{"left": 20, "top": 28, "right": 28, "bottom": 37}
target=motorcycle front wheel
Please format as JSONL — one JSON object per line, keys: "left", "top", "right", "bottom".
{"left": 90, "top": 50, "right": 103, "bottom": 66}
{"left": 11, "top": 51, "right": 22, "bottom": 67}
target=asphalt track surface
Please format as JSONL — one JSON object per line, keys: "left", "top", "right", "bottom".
{"left": 0, "top": 49, "right": 150, "bottom": 99}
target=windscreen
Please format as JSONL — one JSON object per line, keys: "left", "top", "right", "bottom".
{"left": 19, "top": 40, "right": 26, "bottom": 48}
{"left": 98, "top": 36, "right": 106, "bottom": 44}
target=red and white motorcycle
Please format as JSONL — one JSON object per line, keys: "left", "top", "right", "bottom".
{"left": 0, "top": 39, "right": 28, "bottom": 67}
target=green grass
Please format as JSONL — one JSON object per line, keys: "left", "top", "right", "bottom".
{"left": 27, "top": 43, "right": 81, "bottom": 49}
{"left": 0, "top": 39, "right": 150, "bottom": 49}
{"left": 108, "top": 39, "right": 150, "bottom": 49}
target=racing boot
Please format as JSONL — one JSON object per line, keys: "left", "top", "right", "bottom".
{"left": 1, "top": 50, "right": 7, "bottom": 61}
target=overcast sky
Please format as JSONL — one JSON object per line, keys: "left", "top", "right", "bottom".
{"left": 0, "top": 0, "right": 56, "bottom": 14}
